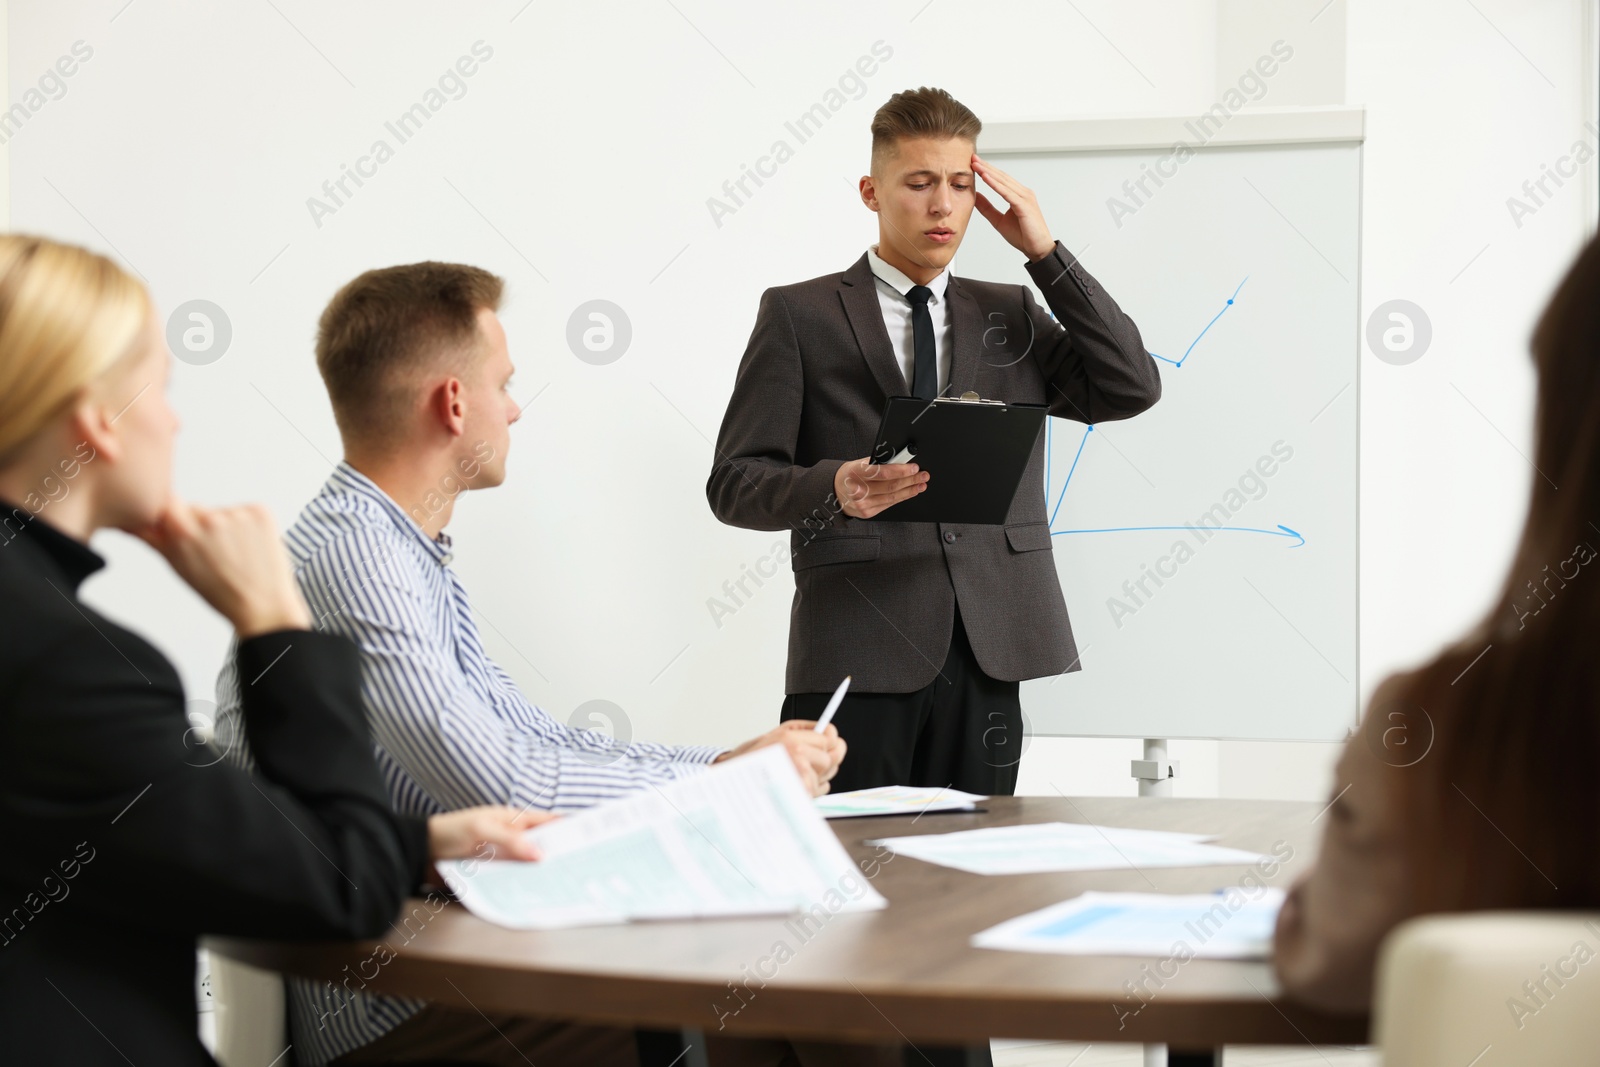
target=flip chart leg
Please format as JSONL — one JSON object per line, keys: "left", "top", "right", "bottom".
{"left": 1132, "top": 738, "right": 1180, "bottom": 797}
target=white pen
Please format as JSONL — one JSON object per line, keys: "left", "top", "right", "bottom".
{"left": 814, "top": 674, "right": 851, "bottom": 732}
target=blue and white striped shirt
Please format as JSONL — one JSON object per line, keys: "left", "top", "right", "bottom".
{"left": 215, "top": 461, "right": 720, "bottom": 1064}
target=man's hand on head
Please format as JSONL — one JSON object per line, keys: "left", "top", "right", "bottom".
{"left": 972, "top": 153, "right": 1056, "bottom": 262}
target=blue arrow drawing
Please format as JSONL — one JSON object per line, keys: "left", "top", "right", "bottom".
{"left": 1042, "top": 276, "right": 1302, "bottom": 548}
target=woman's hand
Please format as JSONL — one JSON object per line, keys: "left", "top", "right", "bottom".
{"left": 134, "top": 497, "right": 313, "bottom": 637}
{"left": 427, "top": 805, "right": 558, "bottom": 864}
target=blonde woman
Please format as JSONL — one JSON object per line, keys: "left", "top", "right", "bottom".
{"left": 0, "top": 234, "right": 548, "bottom": 1066}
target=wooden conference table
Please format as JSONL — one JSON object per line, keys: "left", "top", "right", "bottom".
{"left": 208, "top": 796, "right": 1369, "bottom": 1064}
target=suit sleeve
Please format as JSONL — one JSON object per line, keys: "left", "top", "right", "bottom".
{"left": 1021, "top": 241, "right": 1163, "bottom": 425}
{"left": 706, "top": 286, "right": 849, "bottom": 533}
{"left": 6, "top": 627, "right": 430, "bottom": 942}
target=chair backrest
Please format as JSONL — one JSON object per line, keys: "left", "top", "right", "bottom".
{"left": 209, "top": 952, "right": 290, "bottom": 1067}
{"left": 1375, "top": 912, "right": 1600, "bottom": 1066}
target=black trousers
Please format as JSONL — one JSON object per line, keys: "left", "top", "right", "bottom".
{"left": 780, "top": 600, "right": 1023, "bottom": 797}
{"left": 780, "top": 601, "right": 1014, "bottom": 1067}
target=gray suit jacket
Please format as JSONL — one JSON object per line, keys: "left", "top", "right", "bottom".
{"left": 707, "top": 241, "right": 1161, "bottom": 694}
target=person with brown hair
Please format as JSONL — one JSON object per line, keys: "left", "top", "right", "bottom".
{"left": 1273, "top": 230, "right": 1600, "bottom": 1011}
{"left": 0, "top": 233, "right": 550, "bottom": 1067}
{"left": 708, "top": 86, "right": 1160, "bottom": 799}
{"left": 212, "top": 261, "right": 886, "bottom": 1066}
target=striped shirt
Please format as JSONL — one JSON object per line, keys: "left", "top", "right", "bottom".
{"left": 215, "top": 461, "right": 720, "bottom": 1064}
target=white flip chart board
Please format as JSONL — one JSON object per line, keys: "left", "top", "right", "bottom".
{"left": 956, "top": 110, "right": 1362, "bottom": 741}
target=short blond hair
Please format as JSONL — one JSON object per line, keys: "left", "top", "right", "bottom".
{"left": 0, "top": 234, "right": 148, "bottom": 465}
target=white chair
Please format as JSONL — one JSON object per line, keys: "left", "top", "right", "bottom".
{"left": 208, "top": 951, "right": 291, "bottom": 1067}
{"left": 1374, "top": 912, "right": 1600, "bottom": 1066}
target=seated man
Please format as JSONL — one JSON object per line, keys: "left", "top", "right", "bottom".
{"left": 215, "top": 262, "right": 864, "bottom": 1067}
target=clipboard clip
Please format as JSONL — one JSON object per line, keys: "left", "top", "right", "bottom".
{"left": 932, "top": 391, "right": 1005, "bottom": 405}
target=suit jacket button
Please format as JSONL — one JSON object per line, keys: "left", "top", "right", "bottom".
{"left": 943, "top": 531, "right": 957, "bottom": 544}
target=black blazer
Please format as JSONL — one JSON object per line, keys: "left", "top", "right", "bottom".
{"left": 0, "top": 504, "right": 430, "bottom": 1066}
{"left": 707, "top": 242, "right": 1160, "bottom": 693}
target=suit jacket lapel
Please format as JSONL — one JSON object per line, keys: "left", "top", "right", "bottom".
{"left": 839, "top": 255, "right": 984, "bottom": 400}
{"left": 947, "top": 273, "right": 981, "bottom": 397}
{"left": 839, "top": 254, "right": 911, "bottom": 401}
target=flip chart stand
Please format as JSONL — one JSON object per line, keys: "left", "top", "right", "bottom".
{"left": 1132, "top": 738, "right": 1181, "bottom": 798}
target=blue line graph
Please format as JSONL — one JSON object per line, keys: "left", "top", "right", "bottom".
{"left": 1043, "top": 276, "right": 1302, "bottom": 548}
{"left": 1048, "top": 424, "right": 1092, "bottom": 527}
{"left": 1051, "top": 523, "right": 1304, "bottom": 546}
{"left": 1148, "top": 277, "right": 1248, "bottom": 367}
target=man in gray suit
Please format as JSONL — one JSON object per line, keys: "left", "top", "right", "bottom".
{"left": 707, "top": 86, "right": 1161, "bottom": 799}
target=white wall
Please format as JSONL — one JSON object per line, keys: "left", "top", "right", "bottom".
{"left": 6, "top": 0, "right": 1594, "bottom": 804}
{"left": 1213, "top": 0, "right": 1596, "bottom": 802}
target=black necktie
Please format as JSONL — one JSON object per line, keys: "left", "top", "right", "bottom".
{"left": 907, "top": 284, "right": 937, "bottom": 399}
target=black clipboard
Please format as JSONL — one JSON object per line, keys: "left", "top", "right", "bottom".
{"left": 865, "top": 394, "right": 1048, "bottom": 524}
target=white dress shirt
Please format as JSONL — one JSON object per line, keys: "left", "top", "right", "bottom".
{"left": 867, "top": 242, "right": 952, "bottom": 395}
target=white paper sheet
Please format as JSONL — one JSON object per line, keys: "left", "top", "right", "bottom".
{"left": 437, "top": 745, "right": 886, "bottom": 929}
{"left": 867, "top": 822, "right": 1266, "bottom": 875}
{"left": 973, "top": 888, "right": 1287, "bottom": 959}
{"left": 815, "top": 785, "right": 987, "bottom": 819}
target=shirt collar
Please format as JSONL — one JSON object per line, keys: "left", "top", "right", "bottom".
{"left": 328, "top": 461, "right": 456, "bottom": 566}
{"left": 867, "top": 243, "right": 949, "bottom": 304}
{"left": 0, "top": 497, "right": 106, "bottom": 591}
